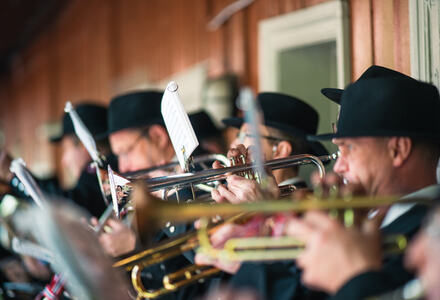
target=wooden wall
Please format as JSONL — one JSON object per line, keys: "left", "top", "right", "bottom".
{"left": 350, "top": 0, "right": 410, "bottom": 79}
{"left": 0, "top": 0, "right": 410, "bottom": 176}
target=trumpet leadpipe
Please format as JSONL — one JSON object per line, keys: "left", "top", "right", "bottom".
{"left": 144, "top": 153, "right": 335, "bottom": 192}
{"left": 132, "top": 181, "right": 430, "bottom": 227}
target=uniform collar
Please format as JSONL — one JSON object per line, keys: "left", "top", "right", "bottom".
{"left": 381, "top": 184, "right": 440, "bottom": 228}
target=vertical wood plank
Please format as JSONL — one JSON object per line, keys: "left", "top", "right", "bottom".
{"left": 350, "top": 0, "right": 374, "bottom": 80}
{"left": 372, "top": 0, "right": 395, "bottom": 69}
{"left": 393, "top": 0, "right": 410, "bottom": 75}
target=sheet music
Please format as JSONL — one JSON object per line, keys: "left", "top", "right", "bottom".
{"left": 9, "top": 158, "right": 45, "bottom": 209}
{"left": 161, "top": 81, "right": 199, "bottom": 170}
{"left": 107, "top": 165, "right": 130, "bottom": 218}
{"left": 64, "top": 101, "right": 103, "bottom": 166}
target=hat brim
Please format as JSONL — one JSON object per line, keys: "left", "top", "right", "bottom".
{"left": 308, "top": 130, "right": 440, "bottom": 141}
{"left": 321, "top": 88, "right": 342, "bottom": 104}
{"left": 222, "top": 117, "right": 243, "bottom": 129}
{"left": 222, "top": 117, "right": 329, "bottom": 157}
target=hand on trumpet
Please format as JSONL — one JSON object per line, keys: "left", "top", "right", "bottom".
{"left": 211, "top": 144, "right": 279, "bottom": 204}
{"left": 195, "top": 223, "right": 243, "bottom": 274}
{"left": 286, "top": 209, "right": 385, "bottom": 293}
{"left": 195, "top": 214, "right": 280, "bottom": 274}
{"left": 91, "top": 217, "right": 137, "bottom": 257}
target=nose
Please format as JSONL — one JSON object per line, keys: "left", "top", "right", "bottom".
{"left": 61, "top": 152, "right": 70, "bottom": 168}
{"left": 333, "top": 155, "right": 348, "bottom": 175}
{"left": 230, "top": 137, "right": 240, "bottom": 149}
{"left": 118, "top": 156, "right": 131, "bottom": 173}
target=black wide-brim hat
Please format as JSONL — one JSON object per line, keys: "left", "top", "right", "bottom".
{"left": 51, "top": 102, "right": 108, "bottom": 143}
{"left": 321, "top": 65, "right": 415, "bottom": 104}
{"left": 309, "top": 77, "right": 440, "bottom": 141}
{"left": 104, "top": 90, "right": 164, "bottom": 137}
{"left": 189, "top": 110, "right": 221, "bottom": 141}
{"left": 222, "top": 92, "right": 328, "bottom": 157}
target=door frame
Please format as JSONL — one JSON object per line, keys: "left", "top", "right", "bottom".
{"left": 258, "top": 0, "right": 350, "bottom": 91}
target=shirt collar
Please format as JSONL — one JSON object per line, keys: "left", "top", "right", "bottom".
{"left": 381, "top": 184, "right": 440, "bottom": 228}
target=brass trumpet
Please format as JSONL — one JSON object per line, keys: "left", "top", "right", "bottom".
{"left": 109, "top": 153, "right": 337, "bottom": 216}
{"left": 115, "top": 182, "right": 428, "bottom": 299}
{"left": 123, "top": 154, "right": 231, "bottom": 180}
{"left": 114, "top": 153, "right": 335, "bottom": 298}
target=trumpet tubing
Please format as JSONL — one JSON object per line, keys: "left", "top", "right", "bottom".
{"left": 108, "top": 152, "right": 337, "bottom": 217}
{"left": 124, "top": 185, "right": 427, "bottom": 299}
{"left": 123, "top": 154, "right": 231, "bottom": 180}
{"left": 145, "top": 153, "right": 335, "bottom": 192}
{"left": 163, "top": 265, "right": 220, "bottom": 291}
{"left": 132, "top": 181, "right": 428, "bottom": 228}
{"left": 198, "top": 233, "right": 408, "bottom": 262}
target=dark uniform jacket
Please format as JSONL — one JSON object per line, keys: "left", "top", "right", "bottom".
{"left": 330, "top": 184, "right": 440, "bottom": 300}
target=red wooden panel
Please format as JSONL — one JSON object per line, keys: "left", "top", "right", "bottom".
{"left": 393, "top": 0, "right": 410, "bottom": 75}
{"left": 350, "top": 0, "right": 374, "bottom": 80}
{"left": 372, "top": 0, "right": 395, "bottom": 69}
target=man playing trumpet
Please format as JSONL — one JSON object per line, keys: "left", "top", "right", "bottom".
{"left": 197, "top": 68, "right": 440, "bottom": 300}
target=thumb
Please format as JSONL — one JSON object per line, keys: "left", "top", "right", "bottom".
{"left": 90, "top": 217, "right": 99, "bottom": 227}
{"left": 362, "top": 206, "right": 389, "bottom": 235}
{"left": 106, "top": 218, "right": 124, "bottom": 230}
{"left": 195, "top": 253, "right": 217, "bottom": 266}
{"left": 212, "top": 160, "right": 225, "bottom": 169}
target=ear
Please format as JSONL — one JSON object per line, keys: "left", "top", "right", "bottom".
{"left": 387, "top": 137, "right": 412, "bottom": 167}
{"left": 273, "top": 140, "right": 292, "bottom": 159}
{"left": 148, "top": 125, "right": 170, "bottom": 149}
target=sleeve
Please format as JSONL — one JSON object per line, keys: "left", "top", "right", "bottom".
{"left": 330, "top": 255, "right": 416, "bottom": 300}
{"left": 330, "top": 271, "right": 399, "bottom": 300}
{"left": 230, "top": 261, "right": 313, "bottom": 300}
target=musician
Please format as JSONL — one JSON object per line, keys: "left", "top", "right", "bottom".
{"left": 95, "top": 90, "right": 173, "bottom": 255}
{"left": 0, "top": 103, "right": 115, "bottom": 217}
{"left": 106, "top": 91, "right": 176, "bottom": 174}
{"left": 195, "top": 92, "right": 330, "bottom": 298}
{"left": 96, "top": 90, "right": 211, "bottom": 299}
{"left": 286, "top": 74, "right": 440, "bottom": 299}
{"left": 212, "top": 92, "right": 328, "bottom": 203}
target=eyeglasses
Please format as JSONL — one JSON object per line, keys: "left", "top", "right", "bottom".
{"left": 117, "top": 127, "right": 150, "bottom": 158}
{"left": 236, "top": 131, "right": 285, "bottom": 144}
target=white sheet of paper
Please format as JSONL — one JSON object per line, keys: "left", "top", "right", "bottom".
{"left": 107, "top": 165, "right": 130, "bottom": 218}
{"left": 9, "top": 158, "right": 45, "bottom": 209}
{"left": 64, "top": 101, "right": 102, "bottom": 166}
{"left": 161, "top": 81, "right": 199, "bottom": 170}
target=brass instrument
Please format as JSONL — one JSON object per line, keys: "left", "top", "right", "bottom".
{"left": 116, "top": 182, "right": 427, "bottom": 299}
{"left": 113, "top": 153, "right": 336, "bottom": 298}
{"left": 144, "top": 153, "right": 334, "bottom": 192}
{"left": 123, "top": 154, "right": 232, "bottom": 180}
{"left": 110, "top": 153, "right": 337, "bottom": 215}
